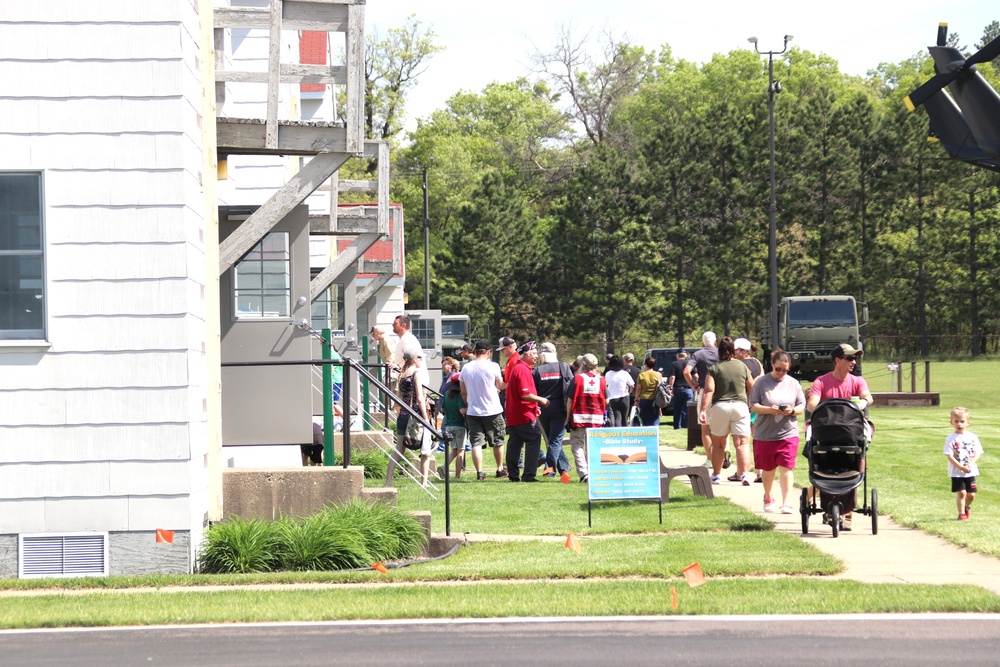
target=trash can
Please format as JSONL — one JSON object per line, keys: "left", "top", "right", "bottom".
{"left": 686, "top": 401, "right": 700, "bottom": 450}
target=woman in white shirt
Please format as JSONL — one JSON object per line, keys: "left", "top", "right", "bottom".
{"left": 605, "top": 355, "right": 635, "bottom": 427}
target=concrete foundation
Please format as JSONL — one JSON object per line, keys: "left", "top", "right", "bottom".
{"left": 222, "top": 467, "right": 370, "bottom": 520}
{"left": 110, "top": 531, "right": 191, "bottom": 575}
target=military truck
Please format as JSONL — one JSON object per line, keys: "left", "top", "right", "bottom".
{"left": 761, "top": 295, "right": 868, "bottom": 379}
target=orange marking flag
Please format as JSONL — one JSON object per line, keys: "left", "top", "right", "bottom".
{"left": 372, "top": 562, "right": 389, "bottom": 574}
{"left": 565, "top": 532, "right": 582, "bottom": 554}
{"left": 671, "top": 586, "right": 679, "bottom": 610}
{"left": 682, "top": 562, "right": 706, "bottom": 587}
{"left": 560, "top": 472, "right": 571, "bottom": 484}
{"left": 155, "top": 529, "right": 174, "bottom": 544}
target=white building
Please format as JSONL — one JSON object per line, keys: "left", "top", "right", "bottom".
{"left": 0, "top": 0, "right": 402, "bottom": 577}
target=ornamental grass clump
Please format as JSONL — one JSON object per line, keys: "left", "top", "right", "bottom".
{"left": 326, "top": 499, "right": 427, "bottom": 563}
{"left": 199, "top": 501, "right": 426, "bottom": 574}
{"left": 198, "top": 517, "right": 281, "bottom": 574}
{"left": 273, "top": 513, "right": 372, "bottom": 571}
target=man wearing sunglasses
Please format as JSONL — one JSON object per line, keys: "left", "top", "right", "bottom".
{"left": 805, "top": 343, "right": 874, "bottom": 530}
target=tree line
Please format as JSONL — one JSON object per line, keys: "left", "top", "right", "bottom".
{"left": 357, "top": 18, "right": 1000, "bottom": 358}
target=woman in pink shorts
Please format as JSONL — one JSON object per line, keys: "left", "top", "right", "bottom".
{"left": 749, "top": 351, "right": 806, "bottom": 513}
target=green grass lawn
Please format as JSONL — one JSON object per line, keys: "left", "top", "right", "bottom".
{"left": 862, "top": 359, "right": 1000, "bottom": 556}
{"left": 1, "top": 579, "right": 997, "bottom": 628}
{"left": 2, "top": 360, "right": 996, "bottom": 628}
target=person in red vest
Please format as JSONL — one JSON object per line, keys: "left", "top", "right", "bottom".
{"left": 564, "top": 353, "right": 607, "bottom": 483}
{"left": 504, "top": 340, "right": 549, "bottom": 482}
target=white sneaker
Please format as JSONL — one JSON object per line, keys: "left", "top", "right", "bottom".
{"left": 741, "top": 473, "right": 753, "bottom": 486}
{"left": 780, "top": 504, "right": 794, "bottom": 514}
{"left": 763, "top": 499, "right": 777, "bottom": 513}
{"left": 710, "top": 474, "right": 721, "bottom": 485}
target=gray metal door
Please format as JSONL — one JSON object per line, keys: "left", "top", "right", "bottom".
{"left": 220, "top": 205, "right": 312, "bottom": 445}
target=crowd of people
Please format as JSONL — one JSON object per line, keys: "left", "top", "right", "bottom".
{"left": 365, "top": 316, "right": 983, "bottom": 525}
{"left": 365, "top": 317, "right": 876, "bottom": 518}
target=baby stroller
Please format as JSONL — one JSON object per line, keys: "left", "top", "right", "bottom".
{"left": 800, "top": 398, "right": 878, "bottom": 537}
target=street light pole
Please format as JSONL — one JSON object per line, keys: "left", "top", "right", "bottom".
{"left": 422, "top": 164, "right": 431, "bottom": 310}
{"left": 749, "top": 34, "right": 792, "bottom": 356}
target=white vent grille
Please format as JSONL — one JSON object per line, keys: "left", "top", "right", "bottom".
{"left": 19, "top": 532, "right": 109, "bottom": 578}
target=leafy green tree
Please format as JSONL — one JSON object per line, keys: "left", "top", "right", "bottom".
{"left": 546, "top": 143, "right": 657, "bottom": 352}
{"left": 362, "top": 15, "right": 444, "bottom": 144}
{"left": 436, "top": 170, "right": 543, "bottom": 336}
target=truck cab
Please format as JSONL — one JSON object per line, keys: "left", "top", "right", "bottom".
{"left": 763, "top": 296, "right": 868, "bottom": 379}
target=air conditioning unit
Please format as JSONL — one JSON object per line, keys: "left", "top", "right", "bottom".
{"left": 19, "top": 532, "right": 109, "bottom": 579}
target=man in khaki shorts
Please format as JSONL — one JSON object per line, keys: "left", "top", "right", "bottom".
{"left": 698, "top": 337, "right": 754, "bottom": 485}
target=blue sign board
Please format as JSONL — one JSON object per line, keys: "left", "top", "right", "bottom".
{"left": 586, "top": 427, "right": 660, "bottom": 501}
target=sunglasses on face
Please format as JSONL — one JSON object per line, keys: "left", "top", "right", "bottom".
{"left": 844, "top": 356, "right": 858, "bottom": 362}
{"left": 773, "top": 367, "right": 789, "bottom": 373}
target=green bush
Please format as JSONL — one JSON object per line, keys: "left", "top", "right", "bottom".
{"left": 199, "top": 501, "right": 426, "bottom": 574}
{"left": 332, "top": 449, "right": 396, "bottom": 479}
{"left": 330, "top": 500, "right": 427, "bottom": 562}
{"left": 198, "top": 517, "right": 281, "bottom": 574}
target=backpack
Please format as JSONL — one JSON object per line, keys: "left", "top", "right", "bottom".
{"left": 654, "top": 378, "right": 673, "bottom": 409}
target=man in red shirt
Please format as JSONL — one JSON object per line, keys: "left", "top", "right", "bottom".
{"left": 806, "top": 343, "right": 874, "bottom": 530}
{"left": 504, "top": 340, "right": 549, "bottom": 482}
{"left": 565, "top": 353, "right": 607, "bottom": 483}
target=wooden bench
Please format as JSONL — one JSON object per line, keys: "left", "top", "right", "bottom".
{"left": 659, "top": 462, "right": 714, "bottom": 502}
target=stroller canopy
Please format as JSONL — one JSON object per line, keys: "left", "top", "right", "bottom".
{"left": 810, "top": 399, "right": 866, "bottom": 444}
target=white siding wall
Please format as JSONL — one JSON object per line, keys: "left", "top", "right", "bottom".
{"left": 0, "top": 1, "right": 211, "bottom": 555}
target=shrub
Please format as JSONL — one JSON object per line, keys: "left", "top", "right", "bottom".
{"left": 199, "top": 501, "right": 426, "bottom": 574}
{"left": 198, "top": 517, "right": 281, "bottom": 574}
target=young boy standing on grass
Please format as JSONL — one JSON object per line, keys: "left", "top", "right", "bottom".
{"left": 945, "top": 406, "right": 984, "bottom": 521}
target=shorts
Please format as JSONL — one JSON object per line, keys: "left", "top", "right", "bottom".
{"left": 952, "top": 477, "right": 977, "bottom": 493}
{"left": 753, "top": 437, "right": 799, "bottom": 471}
{"left": 708, "top": 401, "right": 751, "bottom": 438}
{"left": 467, "top": 413, "right": 505, "bottom": 449}
{"left": 445, "top": 426, "right": 467, "bottom": 451}
{"left": 300, "top": 443, "right": 323, "bottom": 464}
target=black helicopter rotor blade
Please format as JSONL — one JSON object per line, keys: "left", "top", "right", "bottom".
{"left": 906, "top": 28, "right": 1000, "bottom": 111}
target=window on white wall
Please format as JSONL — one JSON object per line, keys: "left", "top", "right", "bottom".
{"left": 310, "top": 280, "right": 344, "bottom": 333}
{"left": 233, "top": 232, "right": 290, "bottom": 319}
{"left": 0, "top": 173, "right": 45, "bottom": 340}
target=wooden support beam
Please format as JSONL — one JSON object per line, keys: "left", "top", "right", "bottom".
{"left": 375, "top": 140, "right": 389, "bottom": 235}
{"left": 214, "top": 29, "right": 226, "bottom": 109}
{"left": 219, "top": 152, "right": 351, "bottom": 275}
{"left": 214, "top": 2, "right": 351, "bottom": 32}
{"left": 217, "top": 64, "right": 347, "bottom": 86}
{"left": 265, "top": 0, "right": 282, "bottom": 150}
{"left": 310, "top": 233, "right": 380, "bottom": 301}
{"left": 344, "top": 3, "right": 365, "bottom": 153}
{"left": 216, "top": 119, "right": 347, "bottom": 155}
{"left": 357, "top": 273, "right": 392, "bottom": 312}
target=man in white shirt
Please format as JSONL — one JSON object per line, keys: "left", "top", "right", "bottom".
{"left": 392, "top": 315, "right": 428, "bottom": 389}
{"left": 460, "top": 339, "right": 509, "bottom": 480}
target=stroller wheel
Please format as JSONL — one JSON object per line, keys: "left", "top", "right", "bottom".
{"left": 830, "top": 503, "right": 840, "bottom": 538}
{"left": 800, "top": 488, "right": 809, "bottom": 535}
{"left": 871, "top": 488, "right": 879, "bottom": 535}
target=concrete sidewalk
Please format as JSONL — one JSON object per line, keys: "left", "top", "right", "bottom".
{"left": 659, "top": 445, "right": 1000, "bottom": 595}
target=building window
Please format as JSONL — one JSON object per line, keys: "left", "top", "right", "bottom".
{"left": 410, "top": 317, "right": 435, "bottom": 350}
{"left": 0, "top": 173, "right": 45, "bottom": 340}
{"left": 234, "top": 232, "right": 290, "bottom": 319}
{"left": 310, "top": 281, "right": 344, "bottom": 333}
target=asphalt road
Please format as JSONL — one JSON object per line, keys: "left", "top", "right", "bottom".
{"left": 2, "top": 616, "right": 999, "bottom": 666}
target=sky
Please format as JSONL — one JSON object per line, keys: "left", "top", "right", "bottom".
{"left": 364, "top": 0, "right": 998, "bottom": 133}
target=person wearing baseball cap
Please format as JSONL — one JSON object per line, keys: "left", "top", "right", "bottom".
{"left": 806, "top": 341, "right": 873, "bottom": 530}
